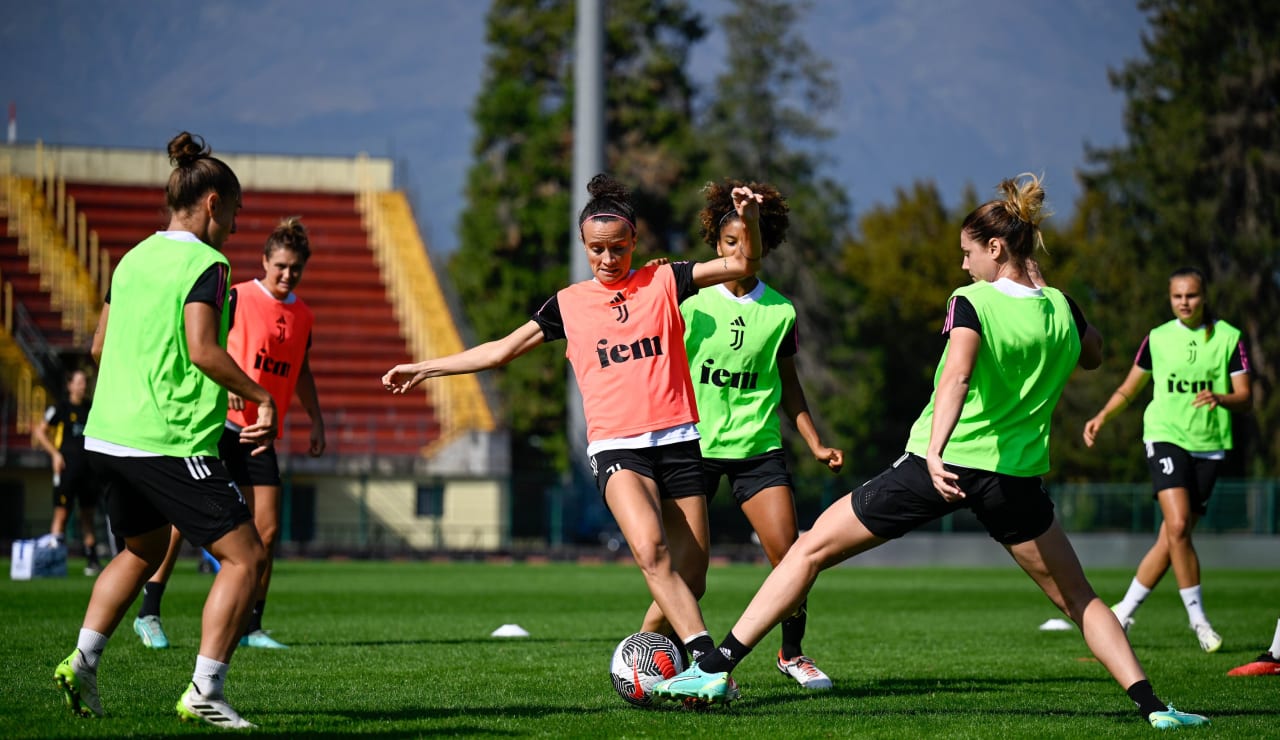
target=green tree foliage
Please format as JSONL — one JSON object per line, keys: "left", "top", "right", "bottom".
{"left": 449, "top": 1, "right": 705, "bottom": 528}
{"left": 1076, "top": 0, "right": 1280, "bottom": 475}
{"left": 692, "top": 0, "right": 874, "bottom": 485}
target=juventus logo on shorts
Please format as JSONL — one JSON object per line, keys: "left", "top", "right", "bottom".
{"left": 184, "top": 456, "right": 215, "bottom": 480}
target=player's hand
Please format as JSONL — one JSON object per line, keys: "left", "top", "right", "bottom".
{"left": 645, "top": 257, "right": 671, "bottom": 267}
{"left": 927, "top": 452, "right": 964, "bottom": 502}
{"left": 1191, "top": 390, "right": 1219, "bottom": 410}
{"left": 731, "top": 185, "right": 762, "bottom": 223}
{"left": 51, "top": 451, "right": 66, "bottom": 476}
{"left": 1027, "top": 258, "right": 1046, "bottom": 288}
{"left": 240, "top": 398, "right": 277, "bottom": 456}
{"left": 309, "top": 419, "right": 327, "bottom": 457}
{"left": 382, "top": 363, "right": 430, "bottom": 394}
{"left": 1082, "top": 415, "right": 1104, "bottom": 448}
{"left": 814, "top": 446, "right": 844, "bottom": 473}
{"left": 227, "top": 392, "right": 245, "bottom": 411}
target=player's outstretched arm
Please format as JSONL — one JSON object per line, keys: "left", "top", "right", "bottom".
{"left": 383, "top": 320, "right": 546, "bottom": 394}
{"left": 691, "top": 186, "right": 764, "bottom": 288}
{"left": 1082, "top": 364, "right": 1149, "bottom": 448}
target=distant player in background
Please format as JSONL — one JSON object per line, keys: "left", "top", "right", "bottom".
{"left": 653, "top": 174, "right": 1210, "bottom": 729}
{"left": 132, "top": 217, "right": 324, "bottom": 652}
{"left": 384, "top": 173, "right": 763, "bottom": 675}
{"left": 1083, "top": 267, "right": 1251, "bottom": 653}
{"left": 646, "top": 180, "right": 843, "bottom": 689}
{"left": 1228, "top": 615, "right": 1280, "bottom": 676}
{"left": 54, "top": 132, "right": 274, "bottom": 729}
{"left": 34, "top": 368, "right": 103, "bottom": 575}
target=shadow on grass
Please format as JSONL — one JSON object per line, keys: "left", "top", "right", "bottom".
{"left": 737, "top": 674, "right": 1113, "bottom": 710}
{"left": 291, "top": 637, "right": 615, "bottom": 647}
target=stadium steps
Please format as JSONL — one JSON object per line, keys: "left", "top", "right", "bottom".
{"left": 64, "top": 183, "right": 443, "bottom": 460}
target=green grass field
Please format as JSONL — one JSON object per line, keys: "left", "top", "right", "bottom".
{"left": 1, "top": 559, "right": 1275, "bottom": 738}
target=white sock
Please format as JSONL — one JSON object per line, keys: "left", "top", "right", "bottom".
{"left": 1179, "top": 585, "right": 1208, "bottom": 626}
{"left": 75, "top": 628, "right": 108, "bottom": 671}
{"left": 192, "top": 655, "right": 229, "bottom": 698}
{"left": 1115, "top": 578, "right": 1151, "bottom": 618}
{"left": 1269, "top": 618, "right": 1280, "bottom": 659}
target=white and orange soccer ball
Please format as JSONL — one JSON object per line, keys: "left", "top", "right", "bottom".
{"left": 609, "top": 632, "right": 683, "bottom": 707}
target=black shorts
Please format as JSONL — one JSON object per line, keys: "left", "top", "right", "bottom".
{"left": 88, "top": 450, "right": 252, "bottom": 549}
{"left": 53, "top": 455, "right": 99, "bottom": 510}
{"left": 851, "top": 453, "right": 1056, "bottom": 545}
{"left": 218, "top": 426, "right": 282, "bottom": 487}
{"left": 702, "top": 449, "right": 793, "bottom": 505}
{"left": 1144, "top": 441, "right": 1220, "bottom": 516}
{"left": 589, "top": 440, "right": 704, "bottom": 500}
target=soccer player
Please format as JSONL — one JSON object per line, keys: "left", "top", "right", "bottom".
{"left": 1227, "top": 616, "right": 1280, "bottom": 676}
{"left": 53, "top": 132, "right": 275, "bottom": 729}
{"left": 384, "top": 173, "right": 762, "bottom": 669}
{"left": 221, "top": 216, "right": 324, "bottom": 648}
{"left": 1083, "top": 267, "right": 1250, "bottom": 653}
{"left": 644, "top": 180, "right": 843, "bottom": 689}
{"left": 652, "top": 174, "right": 1210, "bottom": 729}
{"left": 131, "top": 217, "right": 324, "bottom": 652}
{"left": 34, "top": 368, "right": 103, "bottom": 575}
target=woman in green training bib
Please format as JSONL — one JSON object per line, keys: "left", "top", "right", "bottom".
{"left": 1083, "top": 267, "right": 1251, "bottom": 653}
{"left": 644, "top": 179, "right": 843, "bottom": 690}
{"left": 651, "top": 174, "right": 1210, "bottom": 730}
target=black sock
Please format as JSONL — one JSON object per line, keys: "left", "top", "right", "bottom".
{"left": 667, "top": 633, "right": 690, "bottom": 667}
{"left": 686, "top": 634, "right": 715, "bottom": 663}
{"left": 140, "top": 581, "right": 167, "bottom": 618}
{"left": 246, "top": 600, "right": 266, "bottom": 634}
{"left": 698, "top": 631, "right": 752, "bottom": 674}
{"left": 780, "top": 599, "right": 808, "bottom": 660}
{"left": 1126, "top": 679, "right": 1167, "bottom": 716}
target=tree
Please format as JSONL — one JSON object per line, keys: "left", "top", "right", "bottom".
{"left": 1078, "top": 0, "right": 1280, "bottom": 474}
{"left": 450, "top": 0, "right": 705, "bottom": 537}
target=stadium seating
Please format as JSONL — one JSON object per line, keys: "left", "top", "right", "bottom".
{"left": 65, "top": 183, "right": 440, "bottom": 459}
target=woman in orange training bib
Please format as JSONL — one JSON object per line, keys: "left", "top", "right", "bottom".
{"left": 383, "top": 174, "right": 762, "bottom": 670}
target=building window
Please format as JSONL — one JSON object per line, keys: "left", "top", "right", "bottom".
{"left": 415, "top": 482, "right": 444, "bottom": 518}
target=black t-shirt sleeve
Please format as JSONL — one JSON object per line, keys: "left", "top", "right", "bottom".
{"left": 226, "top": 286, "right": 239, "bottom": 332}
{"left": 185, "top": 263, "right": 229, "bottom": 311}
{"left": 1063, "top": 294, "right": 1089, "bottom": 340}
{"left": 777, "top": 322, "right": 798, "bottom": 359}
{"left": 1229, "top": 340, "right": 1248, "bottom": 374}
{"left": 671, "top": 261, "right": 698, "bottom": 303}
{"left": 1134, "top": 334, "right": 1154, "bottom": 371}
{"left": 531, "top": 294, "right": 566, "bottom": 342}
{"left": 945, "top": 295, "right": 981, "bottom": 336}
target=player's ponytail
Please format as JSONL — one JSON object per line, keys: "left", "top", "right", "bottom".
{"left": 962, "top": 172, "right": 1050, "bottom": 264}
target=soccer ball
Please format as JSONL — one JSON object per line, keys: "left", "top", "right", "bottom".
{"left": 609, "top": 632, "right": 683, "bottom": 707}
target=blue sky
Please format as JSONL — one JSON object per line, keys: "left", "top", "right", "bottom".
{"left": 2, "top": 0, "right": 1146, "bottom": 255}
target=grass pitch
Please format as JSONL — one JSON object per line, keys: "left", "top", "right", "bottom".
{"left": 1, "top": 558, "right": 1275, "bottom": 738}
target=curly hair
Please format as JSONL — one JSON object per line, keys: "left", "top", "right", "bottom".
{"left": 698, "top": 180, "right": 789, "bottom": 252}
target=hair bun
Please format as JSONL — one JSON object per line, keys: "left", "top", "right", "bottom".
{"left": 586, "top": 173, "right": 630, "bottom": 202}
{"left": 167, "top": 131, "right": 211, "bottom": 168}
{"left": 997, "top": 172, "right": 1049, "bottom": 227}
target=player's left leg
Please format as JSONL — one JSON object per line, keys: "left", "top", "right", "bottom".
{"left": 240, "top": 484, "right": 287, "bottom": 648}
{"left": 1007, "top": 521, "right": 1209, "bottom": 728}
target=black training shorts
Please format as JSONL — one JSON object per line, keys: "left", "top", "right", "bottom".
{"left": 1144, "top": 441, "right": 1220, "bottom": 516}
{"left": 701, "top": 449, "right": 793, "bottom": 505}
{"left": 218, "top": 425, "right": 283, "bottom": 488}
{"left": 851, "top": 453, "right": 1056, "bottom": 545}
{"left": 88, "top": 450, "right": 252, "bottom": 548}
{"left": 589, "top": 440, "right": 704, "bottom": 500}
